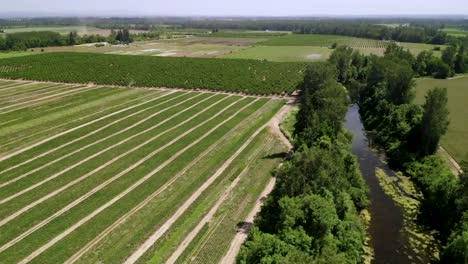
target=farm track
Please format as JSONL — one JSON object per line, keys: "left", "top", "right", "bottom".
{"left": 123, "top": 102, "right": 267, "bottom": 264}
{"left": 0, "top": 90, "right": 158, "bottom": 151}
{"left": 15, "top": 98, "right": 256, "bottom": 263}
{"left": 0, "top": 90, "right": 174, "bottom": 162}
{"left": 0, "top": 94, "right": 220, "bottom": 227}
{"left": 0, "top": 92, "right": 193, "bottom": 190}
{"left": 165, "top": 135, "right": 274, "bottom": 264}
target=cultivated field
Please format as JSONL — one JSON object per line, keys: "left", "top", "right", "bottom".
{"left": 0, "top": 79, "right": 288, "bottom": 263}
{"left": 0, "top": 53, "right": 306, "bottom": 94}
{"left": 415, "top": 75, "right": 468, "bottom": 163}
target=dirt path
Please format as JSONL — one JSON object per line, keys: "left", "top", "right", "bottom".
{"left": 439, "top": 146, "right": 464, "bottom": 175}
{"left": 0, "top": 91, "right": 158, "bottom": 151}
{"left": 13, "top": 99, "right": 252, "bottom": 263}
{"left": 0, "top": 92, "right": 201, "bottom": 190}
{"left": 0, "top": 95, "right": 226, "bottom": 228}
{"left": 165, "top": 136, "right": 273, "bottom": 264}
{"left": 220, "top": 103, "right": 294, "bottom": 264}
{"left": 123, "top": 103, "right": 266, "bottom": 264}
{"left": 0, "top": 91, "right": 173, "bottom": 162}
{"left": 221, "top": 178, "right": 276, "bottom": 264}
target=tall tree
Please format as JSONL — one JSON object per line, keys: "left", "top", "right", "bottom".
{"left": 419, "top": 87, "right": 450, "bottom": 156}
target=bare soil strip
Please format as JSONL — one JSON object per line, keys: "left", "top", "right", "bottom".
{"left": 0, "top": 85, "right": 97, "bottom": 113}
{"left": 0, "top": 92, "right": 203, "bottom": 191}
{"left": 165, "top": 135, "right": 273, "bottom": 264}
{"left": 0, "top": 90, "right": 173, "bottom": 162}
{"left": 0, "top": 95, "right": 219, "bottom": 227}
{"left": 16, "top": 98, "right": 254, "bottom": 264}
{"left": 0, "top": 91, "right": 158, "bottom": 151}
{"left": 123, "top": 107, "right": 266, "bottom": 264}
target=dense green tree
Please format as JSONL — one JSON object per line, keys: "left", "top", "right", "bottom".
{"left": 294, "top": 63, "right": 348, "bottom": 147}
{"left": 419, "top": 87, "right": 450, "bottom": 156}
{"left": 384, "top": 60, "right": 415, "bottom": 105}
{"left": 454, "top": 46, "right": 466, "bottom": 74}
{"left": 406, "top": 156, "right": 458, "bottom": 236}
{"left": 67, "top": 31, "right": 78, "bottom": 45}
{"left": 415, "top": 50, "right": 435, "bottom": 76}
{"left": 384, "top": 43, "right": 415, "bottom": 67}
{"left": 442, "top": 45, "right": 457, "bottom": 71}
{"left": 328, "top": 46, "right": 354, "bottom": 83}
{"left": 428, "top": 58, "right": 451, "bottom": 79}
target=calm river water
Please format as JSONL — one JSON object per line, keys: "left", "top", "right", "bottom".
{"left": 344, "top": 105, "right": 415, "bottom": 264}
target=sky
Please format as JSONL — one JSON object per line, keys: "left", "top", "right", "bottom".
{"left": 2, "top": 0, "right": 468, "bottom": 17}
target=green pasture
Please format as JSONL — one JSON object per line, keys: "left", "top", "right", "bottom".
{"left": 415, "top": 75, "right": 468, "bottom": 163}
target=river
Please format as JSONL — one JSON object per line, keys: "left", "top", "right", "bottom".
{"left": 344, "top": 105, "right": 416, "bottom": 264}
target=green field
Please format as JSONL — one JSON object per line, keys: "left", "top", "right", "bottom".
{"left": 0, "top": 79, "right": 287, "bottom": 263}
{"left": 0, "top": 51, "right": 36, "bottom": 59}
{"left": 0, "top": 52, "right": 306, "bottom": 95}
{"left": 415, "top": 75, "right": 468, "bottom": 163}
{"left": 441, "top": 28, "right": 468, "bottom": 37}
{"left": 222, "top": 45, "right": 332, "bottom": 61}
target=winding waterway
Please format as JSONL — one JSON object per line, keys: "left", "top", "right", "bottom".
{"left": 344, "top": 105, "right": 415, "bottom": 264}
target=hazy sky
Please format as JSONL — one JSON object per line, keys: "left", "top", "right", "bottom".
{"left": 3, "top": 0, "right": 468, "bottom": 16}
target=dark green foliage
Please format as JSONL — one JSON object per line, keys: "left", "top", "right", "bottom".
{"left": 454, "top": 46, "right": 466, "bottom": 74}
{"left": 240, "top": 60, "right": 369, "bottom": 263}
{"left": 429, "top": 58, "right": 452, "bottom": 79}
{"left": 384, "top": 43, "right": 415, "bottom": 66}
{"left": 406, "top": 156, "right": 459, "bottom": 237}
{"left": 272, "top": 145, "right": 369, "bottom": 211}
{"left": 1, "top": 31, "right": 64, "bottom": 51}
{"left": 442, "top": 45, "right": 457, "bottom": 70}
{"left": 440, "top": 212, "right": 468, "bottom": 264}
{"left": 0, "top": 52, "right": 306, "bottom": 95}
{"left": 419, "top": 87, "right": 450, "bottom": 156}
{"left": 294, "top": 62, "right": 348, "bottom": 147}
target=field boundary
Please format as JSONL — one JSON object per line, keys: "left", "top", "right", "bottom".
{"left": 0, "top": 78, "right": 296, "bottom": 100}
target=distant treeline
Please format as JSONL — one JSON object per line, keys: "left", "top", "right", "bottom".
{"left": 0, "top": 29, "right": 133, "bottom": 51}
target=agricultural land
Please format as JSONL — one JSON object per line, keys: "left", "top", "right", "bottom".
{"left": 415, "top": 75, "right": 468, "bottom": 164}
{"left": 0, "top": 79, "right": 290, "bottom": 263}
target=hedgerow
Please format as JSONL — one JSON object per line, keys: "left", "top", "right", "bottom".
{"left": 0, "top": 52, "right": 306, "bottom": 95}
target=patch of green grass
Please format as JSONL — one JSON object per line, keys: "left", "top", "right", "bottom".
{"left": 279, "top": 105, "right": 298, "bottom": 143}
{"left": 415, "top": 76, "right": 468, "bottom": 163}
{"left": 441, "top": 28, "right": 468, "bottom": 37}
{"left": 0, "top": 51, "right": 36, "bottom": 59}
{"left": 222, "top": 46, "right": 331, "bottom": 62}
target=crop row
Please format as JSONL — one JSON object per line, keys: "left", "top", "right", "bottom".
{"left": 0, "top": 52, "right": 307, "bottom": 95}
{"left": 0, "top": 85, "right": 284, "bottom": 263}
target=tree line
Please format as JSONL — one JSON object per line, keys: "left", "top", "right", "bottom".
{"left": 238, "top": 62, "right": 370, "bottom": 263}
{"left": 330, "top": 44, "right": 467, "bottom": 262}
{"left": 0, "top": 29, "right": 134, "bottom": 51}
